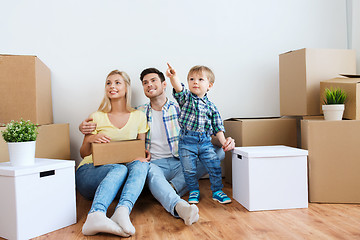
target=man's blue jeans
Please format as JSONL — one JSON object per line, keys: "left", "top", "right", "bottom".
{"left": 146, "top": 145, "right": 224, "bottom": 217}
{"left": 76, "top": 160, "right": 149, "bottom": 214}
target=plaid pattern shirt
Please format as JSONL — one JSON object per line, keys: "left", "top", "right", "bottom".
{"left": 173, "top": 84, "right": 225, "bottom": 135}
{"left": 136, "top": 99, "right": 180, "bottom": 157}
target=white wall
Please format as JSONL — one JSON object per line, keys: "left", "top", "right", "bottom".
{"left": 0, "top": 0, "right": 349, "bottom": 163}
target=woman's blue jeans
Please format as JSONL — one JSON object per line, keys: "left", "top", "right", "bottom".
{"left": 76, "top": 160, "right": 149, "bottom": 214}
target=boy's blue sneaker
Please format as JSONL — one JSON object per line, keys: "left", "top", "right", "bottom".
{"left": 188, "top": 190, "right": 200, "bottom": 204}
{"left": 212, "top": 190, "right": 232, "bottom": 204}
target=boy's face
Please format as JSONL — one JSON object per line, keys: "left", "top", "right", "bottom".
{"left": 142, "top": 73, "right": 166, "bottom": 99}
{"left": 187, "top": 72, "right": 213, "bottom": 98}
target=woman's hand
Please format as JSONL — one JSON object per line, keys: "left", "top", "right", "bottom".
{"left": 79, "top": 117, "right": 97, "bottom": 135}
{"left": 89, "top": 133, "right": 111, "bottom": 144}
{"left": 134, "top": 150, "right": 151, "bottom": 163}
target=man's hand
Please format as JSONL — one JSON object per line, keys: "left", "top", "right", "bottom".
{"left": 222, "top": 137, "right": 235, "bottom": 152}
{"left": 79, "top": 117, "right": 97, "bottom": 135}
{"left": 135, "top": 150, "right": 151, "bottom": 163}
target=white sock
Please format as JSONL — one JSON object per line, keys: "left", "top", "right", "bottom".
{"left": 82, "top": 211, "right": 129, "bottom": 237}
{"left": 111, "top": 206, "right": 136, "bottom": 235}
{"left": 175, "top": 201, "right": 199, "bottom": 226}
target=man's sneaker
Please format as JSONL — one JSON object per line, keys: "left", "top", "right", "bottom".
{"left": 212, "top": 190, "right": 232, "bottom": 204}
{"left": 188, "top": 190, "right": 200, "bottom": 204}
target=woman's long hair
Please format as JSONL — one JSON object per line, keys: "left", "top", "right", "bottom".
{"left": 98, "top": 70, "right": 134, "bottom": 113}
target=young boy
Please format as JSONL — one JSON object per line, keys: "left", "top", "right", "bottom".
{"left": 166, "top": 63, "right": 232, "bottom": 204}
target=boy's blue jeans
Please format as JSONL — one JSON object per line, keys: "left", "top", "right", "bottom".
{"left": 178, "top": 130, "right": 223, "bottom": 193}
{"left": 146, "top": 146, "right": 224, "bottom": 217}
{"left": 76, "top": 160, "right": 149, "bottom": 214}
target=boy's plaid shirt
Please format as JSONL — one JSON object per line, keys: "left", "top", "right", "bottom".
{"left": 136, "top": 99, "right": 180, "bottom": 157}
{"left": 173, "top": 84, "right": 225, "bottom": 135}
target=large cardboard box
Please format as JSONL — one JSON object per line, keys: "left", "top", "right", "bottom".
{"left": 0, "top": 124, "right": 71, "bottom": 163}
{"left": 0, "top": 159, "right": 76, "bottom": 240}
{"left": 224, "top": 118, "right": 297, "bottom": 183}
{"left": 301, "top": 119, "right": 360, "bottom": 203}
{"left": 92, "top": 140, "right": 145, "bottom": 166}
{"left": 232, "top": 146, "right": 308, "bottom": 211}
{"left": 279, "top": 48, "right": 356, "bottom": 116}
{"left": 0, "top": 55, "right": 53, "bottom": 125}
{"left": 320, "top": 76, "right": 360, "bottom": 120}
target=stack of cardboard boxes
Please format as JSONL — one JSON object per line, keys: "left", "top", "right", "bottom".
{"left": 226, "top": 48, "right": 360, "bottom": 204}
{"left": 0, "top": 55, "right": 71, "bottom": 162}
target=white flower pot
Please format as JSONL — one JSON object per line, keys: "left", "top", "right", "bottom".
{"left": 7, "top": 141, "right": 36, "bottom": 167}
{"left": 322, "top": 104, "right": 345, "bottom": 121}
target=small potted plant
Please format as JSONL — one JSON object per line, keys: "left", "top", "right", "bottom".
{"left": 1, "top": 119, "right": 39, "bottom": 166}
{"left": 322, "top": 87, "right": 347, "bottom": 121}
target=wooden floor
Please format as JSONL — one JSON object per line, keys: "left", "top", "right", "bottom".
{"left": 5, "top": 180, "right": 360, "bottom": 240}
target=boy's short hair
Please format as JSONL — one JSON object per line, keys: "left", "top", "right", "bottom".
{"left": 140, "top": 68, "right": 165, "bottom": 82}
{"left": 187, "top": 65, "right": 215, "bottom": 84}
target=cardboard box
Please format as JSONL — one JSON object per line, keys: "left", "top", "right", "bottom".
{"left": 301, "top": 119, "right": 360, "bottom": 203}
{"left": 0, "top": 124, "right": 71, "bottom": 163}
{"left": 0, "top": 55, "right": 53, "bottom": 125}
{"left": 279, "top": 48, "right": 356, "bottom": 116}
{"left": 320, "top": 76, "right": 360, "bottom": 120}
{"left": 92, "top": 140, "right": 145, "bottom": 166}
{"left": 224, "top": 117, "right": 297, "bottom": 183}
{"left": 232, "top": 146, "right": 308, "bottom": 211}
{"left": 0, "top": 159, "right": 76, "bottom": 240}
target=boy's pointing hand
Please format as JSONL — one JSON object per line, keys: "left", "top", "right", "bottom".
{"left": 166, "top": 63, "right": 176, "bottom": 77}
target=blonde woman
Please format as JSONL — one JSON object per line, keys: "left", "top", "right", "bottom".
{"left": 76, "top": 70, "right": 150, "bottom": 237}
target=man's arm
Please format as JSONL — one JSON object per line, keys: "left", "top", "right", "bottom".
{"left": 79, "top": 117, "right": 97, "bottom": 135}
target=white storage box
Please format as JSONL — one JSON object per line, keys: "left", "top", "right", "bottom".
{"left": 232, "top": 145, "right": 308, "bottom": 211}
{"left": 0, "top": 158, "right": 76, "bottom": 240}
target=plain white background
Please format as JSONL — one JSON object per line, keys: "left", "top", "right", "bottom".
{"left": 0, "top": 0, "right": 359, "bottom": 163}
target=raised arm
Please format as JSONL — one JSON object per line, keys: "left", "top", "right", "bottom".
{"left": 166, "top": 63, "right": 182, "bottom": 93}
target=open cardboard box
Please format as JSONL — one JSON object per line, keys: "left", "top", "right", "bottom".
{"left": 320, "top": 75, "right": 360, "bottom": 120}
{"left": 92, "top": 140, "right": 145, "bottom": 166}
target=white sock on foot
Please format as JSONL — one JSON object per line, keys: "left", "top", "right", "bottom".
{"left": 82, "top": 211, "right": 129, "bottom": 237}
{"left": 175, "top": 201, "right": 199, "bottom": 226}
{"left": 111, "top": 206, "right": 136, "bottom": 235}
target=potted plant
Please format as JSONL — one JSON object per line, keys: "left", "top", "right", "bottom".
{"left": 322, "top": 87, "right": 347, "bottom": 121}
{"left": 1, "top": 119, "right": 39, "bottom": 166}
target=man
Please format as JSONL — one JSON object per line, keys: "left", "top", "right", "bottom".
{"left": 79, "top": 68, "right": 235, "bottom": 226}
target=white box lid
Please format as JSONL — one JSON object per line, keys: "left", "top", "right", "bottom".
{"left": 0, "top": 158, "right": 75, "bottom": 177}
{"left": 233, "top": 145, "right": 308, "bottom": 158}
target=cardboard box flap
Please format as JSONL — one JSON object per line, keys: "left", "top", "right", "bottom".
{"left": 324, "top": 77, "right": 360, "bottom": 84}
{"left": 233, "top": 145, "right": 308, "bottom": 158}
{"left": 225, "top": 117, "right": 283, "bottom": 122}
{"left": 339, "top": 74, "right": 360, "bottom": 78}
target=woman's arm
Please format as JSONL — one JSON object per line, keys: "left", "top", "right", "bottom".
{"left": 79, "top": 133, "right": 111, "bottom": 158}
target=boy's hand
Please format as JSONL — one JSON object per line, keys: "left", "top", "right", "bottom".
{"left": 79, "top": 118, "right": 97, "bottom": 134}
{"left": 222, "top": 137, "right": 235, "bottom": 152}
{"left": 166, "top": 63, "right": 182, "bottom": 92}
{"left": 166, "top": 63, "right": 176, "bottom": 78}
